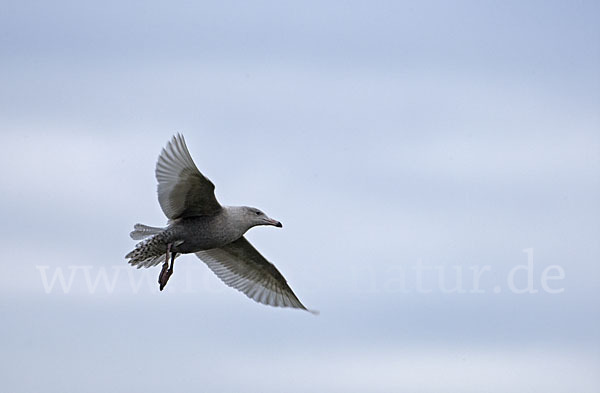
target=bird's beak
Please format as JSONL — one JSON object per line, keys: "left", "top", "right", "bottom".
{"left": 266, "top": 217, "right": 283, "bottom": 228}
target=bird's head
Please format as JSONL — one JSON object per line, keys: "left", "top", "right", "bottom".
{"left": 242, "top": 206, "right": 283, "bottom": 228}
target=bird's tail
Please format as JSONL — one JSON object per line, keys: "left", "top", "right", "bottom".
{"left": 130, "top": 223, "right": 164, "bottom": 240}
{"left": 126, "top": 225, "right": 169, "bottom": 268}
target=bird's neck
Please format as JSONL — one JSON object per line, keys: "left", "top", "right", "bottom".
{"left": 222, "top": 206, "right": 254, "bottom": 236}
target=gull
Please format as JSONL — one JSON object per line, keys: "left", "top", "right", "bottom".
{"left": 125, "top": 134, "right": 315, "bottom": 313}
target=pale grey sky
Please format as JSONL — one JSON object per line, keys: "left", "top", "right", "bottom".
{"left": 1, "top": 1, "right": 599, "bottom": 392}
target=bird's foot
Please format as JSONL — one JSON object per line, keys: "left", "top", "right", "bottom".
{"left": 158, "top": 242, "right": 174, "bottom": 291}
{"left": 158, "top": 262, "right": 173, "bottom": 291}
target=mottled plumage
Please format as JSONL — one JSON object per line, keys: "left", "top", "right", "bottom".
{"left": 126, "top": 134, "right": 315, "bottom": 313}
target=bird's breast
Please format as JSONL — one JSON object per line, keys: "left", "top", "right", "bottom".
{"left": 171, "top": 215, "right": 244, "bottom": 254}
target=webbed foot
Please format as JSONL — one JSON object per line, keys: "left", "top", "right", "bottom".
{"left": 158, "top": 243, "right": 175, "bottom": 291}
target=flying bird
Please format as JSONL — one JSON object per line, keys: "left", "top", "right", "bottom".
{"left": 126, "top": 134, "right": 315, "bottom": 313}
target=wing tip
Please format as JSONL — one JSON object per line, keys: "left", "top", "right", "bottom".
{"left": 305, "top": 307, "right": 320, "bottom": 315}
{"left": 172, "top": 132, "right": 184, "bottom": 145}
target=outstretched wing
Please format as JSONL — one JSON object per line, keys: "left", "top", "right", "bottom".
{"left": 196, "top": 237, "right": 315, "bottom": 313}
{"left": 155, "top": 134, "right": 222, "bottom": 219}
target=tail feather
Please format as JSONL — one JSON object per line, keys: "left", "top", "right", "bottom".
{"left": 126, "top": 227, "right": 169, "bottom": 268}
{"left": 130, "top": 223, "right": 164, "bottom": 240}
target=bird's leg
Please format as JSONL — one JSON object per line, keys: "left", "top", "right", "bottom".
{"left": 168, "top": 251, "right": 176, "bottom": 275}
{"left": 159, "top": 243, "right": 173, "bottom": 291}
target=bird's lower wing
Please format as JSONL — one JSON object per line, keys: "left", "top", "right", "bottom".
{"left": 195, "top": 237, "right": 316, "bottom": 313}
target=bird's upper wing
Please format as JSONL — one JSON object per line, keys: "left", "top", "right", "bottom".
{"left": 196, "top": 237, "right": 315, "bottom": 313}
{"left": 155, "top": 134, "right": 222, "bottom": 219}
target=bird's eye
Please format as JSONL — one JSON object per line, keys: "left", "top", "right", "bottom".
{"left": 255, "top": 211, "right": 261, "bottom": 215}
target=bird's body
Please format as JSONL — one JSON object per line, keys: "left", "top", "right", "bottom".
{"left": 129, "top": 209, "right": 251, "bottom": 260}
{"left": 125, "top": 134, "right": 314, "bottom": 313}
{"left": 170, "top": 211, "right": 250, "bottom": 253}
